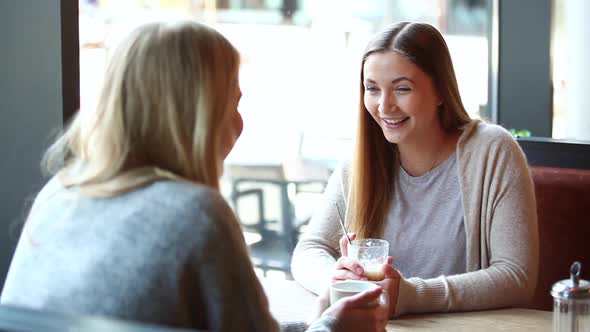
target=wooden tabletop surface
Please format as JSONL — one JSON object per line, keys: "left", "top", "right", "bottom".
{"left": 261, "top": 278, "right": 552, "bottom": 332}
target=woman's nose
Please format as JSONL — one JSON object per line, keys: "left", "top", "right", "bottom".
{"left": 233, "top": 111, "right": 243, "bottom": 139}
{"left": 378, "top": 94, "right": 395, "bottom": 113}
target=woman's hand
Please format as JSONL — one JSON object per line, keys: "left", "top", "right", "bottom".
{"left": 333, "top": 233, "right": 401, "bottom": 318}
{"left": 333, "top": 234, "right": 395, "bottom": 283}
{"left": 333, "top": 233, "right": 368, "bottom": 282}
{"left": 319, "top": 286, "right": 390, "bottom": 332}
{"left": 376, "top": 263, "right": 401, "bottom": 318}
{"left": 307, "top": 287, "right": 331, "bottom": 325}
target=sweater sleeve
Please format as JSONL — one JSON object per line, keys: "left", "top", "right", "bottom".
{"left": 186, "top": 190, "right": 280, "bottom": 331}
{"left": 280, "top": 318, "right": 340, "bottom": 332}
{"left": 394, "top": 125, "right": 539, "bottom": 316}
{"left": 192, "top": 189, "right": 339, "bottom": 332}
{"left": 291, "top": 163, "right": 350, "bottom": 295}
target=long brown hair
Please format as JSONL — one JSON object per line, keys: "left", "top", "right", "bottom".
{"left": 348, "top": 22, "right": 472, "bottom": 238}
{"left": 43, "top": 21, "right": 240, "bottom": 196}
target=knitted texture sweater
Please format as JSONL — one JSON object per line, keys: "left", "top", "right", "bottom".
{"left": 1, "top": 178, "right": 337, "bottom": 331}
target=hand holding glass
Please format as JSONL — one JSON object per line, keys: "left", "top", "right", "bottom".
{"left": 348, "top": 239, "right": 389, "bottom": 281}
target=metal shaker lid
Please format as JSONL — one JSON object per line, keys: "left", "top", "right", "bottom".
{"left": 551, "top": 261, "right": 590, "bottom": 299}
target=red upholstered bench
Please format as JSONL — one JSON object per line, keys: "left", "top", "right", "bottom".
{"left": 526, "top": 166, "right": 590, "bottom": 311}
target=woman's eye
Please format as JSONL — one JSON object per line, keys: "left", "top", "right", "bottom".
{"left": 365, "top": 86, "right": 378, "bottom": 92}
{"left": 395, "top": 86, "right": 411, "bottom": 94}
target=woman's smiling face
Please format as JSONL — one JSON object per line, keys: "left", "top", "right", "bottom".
{"left": 363, "top": 50, "right": 442, "bottom": 146}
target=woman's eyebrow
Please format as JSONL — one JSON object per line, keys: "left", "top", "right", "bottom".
{"left": 363, "top": 77, "right": 413, "bottom": 84}
{"left": 392, "top": 76, "right": 413, "bottom": 84}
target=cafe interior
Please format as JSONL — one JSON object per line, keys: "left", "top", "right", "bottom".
{"left": 1, "top": 0, "right": 589, "bottom": 331}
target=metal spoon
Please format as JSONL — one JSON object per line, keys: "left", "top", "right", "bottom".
{"left": 334, "top": 203, "right": 352, "bottom": 245}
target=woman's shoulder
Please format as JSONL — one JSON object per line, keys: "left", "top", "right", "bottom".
{"left": 149, "top": 179, "right": 221, "bottom": 199}
{"left": 328, "top": 158, "right": 352, "bottom": 190}
{"left": 459, "top": 120, "right": 529, "bottom": 170}
{"left": 459, "top": 120, "right": 523, "bottom": 157}
{"left": 124, "top": 180, "right": 239, "bottom": 242}
{"left": 144, "top": 180, "right": 231, "bottom": 217}
{"left": 35, "top": 176, "right": 64, "bottom": 201}
{"left": 462, "top": 120, "right": 515, "bottom": 145}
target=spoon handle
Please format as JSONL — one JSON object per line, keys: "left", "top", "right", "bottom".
{"left": 334, "top": 203, "right": 352, "bottom": 244}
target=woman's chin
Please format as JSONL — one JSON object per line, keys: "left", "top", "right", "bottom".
{"left": 383, "top": 132, "right": 405, "bottom": 145}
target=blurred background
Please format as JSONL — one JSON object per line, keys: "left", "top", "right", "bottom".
{"left": 76, "top": 0, "right": 587, "bottom": 280}
{"left": 78, "top": 0, "right": 491, "bottom": 279}
{"left": 79, "top": 0, "right": 489, "bottom": 161}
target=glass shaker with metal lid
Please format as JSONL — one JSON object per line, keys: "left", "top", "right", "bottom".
{"left": 551, "top": 261, "right": 590, "bottom": 332}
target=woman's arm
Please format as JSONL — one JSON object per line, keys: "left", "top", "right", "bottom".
{"left": 192, "top": 188, "right": 346, "bottom": 332}
{"left": 291, "top": 163, "right": 350, "bottom": 295}
{"left": 186, "top": 189, "right": 280, "bottom": 331}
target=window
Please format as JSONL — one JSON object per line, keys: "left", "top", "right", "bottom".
{"left": 79, "top": 0, "right": 490, "bottom": 167}
{"left": 490, "top": 0, "right": 590, "bottom": 143}
{"left": 551, "top": 0, "right": 590, "bottom": 141}
{"left": 78, "top": 0, "right": 492, "bottom": 279}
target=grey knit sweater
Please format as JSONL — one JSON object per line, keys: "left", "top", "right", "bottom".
{"left": 1, "top": 177, "right": 337, "bottom": 331}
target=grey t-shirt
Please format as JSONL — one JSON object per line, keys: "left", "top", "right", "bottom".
{"left": 384, "top": 152, "right": 466, "bottom": 279}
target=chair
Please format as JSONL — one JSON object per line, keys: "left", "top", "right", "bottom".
{"left": 227, "top": 158, "right": 331, "bottom": 278}
{"left": 0, "top": 304, "right": 199, "bottom": 332}
{"left": 231, "top": 184, "right": 295, "bottom": 277}
{"left": 525, "top": 166, "right": 590, "bottom": 311}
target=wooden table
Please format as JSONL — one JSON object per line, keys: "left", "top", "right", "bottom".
{"left": 261, "top": 278, "right": 553, "bottom": 331}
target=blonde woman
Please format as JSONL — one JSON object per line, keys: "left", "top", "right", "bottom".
{"left": 0, "top": 21, "right": 389, "bottom": 331}
{"left": 292, "top": 22, "right": 538, "bottom": 318}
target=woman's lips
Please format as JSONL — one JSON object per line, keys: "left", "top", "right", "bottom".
{"left": 382, "top": 117, "right": 409, "bottom": 128}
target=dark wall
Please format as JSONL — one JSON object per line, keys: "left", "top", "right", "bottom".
{"left": 0, "top": 1, "right": 65, "bottom": 289}
{"left": 489, "top": 0, "right": 553, "bottom": 137}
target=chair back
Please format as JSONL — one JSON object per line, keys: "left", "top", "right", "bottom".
{"left": 526, "top": 166, "right": 590, "bottom": 311}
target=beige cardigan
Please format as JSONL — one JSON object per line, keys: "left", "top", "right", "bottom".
{"left": 291, "top": 120, "right": 539, "bottom": 316}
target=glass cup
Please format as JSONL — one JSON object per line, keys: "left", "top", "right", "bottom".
{"left": 348, "top": 238, "right": 389, "bottom": 281}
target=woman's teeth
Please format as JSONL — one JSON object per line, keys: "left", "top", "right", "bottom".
{"left": 383, "top": 118, "right": 407, "bottom": 124}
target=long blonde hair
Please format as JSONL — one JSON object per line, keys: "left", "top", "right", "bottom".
{"left": 43, "top": 21, "right": 240, "bottom": 196}
{"left": 348, "top": 22, "right": 472, "bottom": 238}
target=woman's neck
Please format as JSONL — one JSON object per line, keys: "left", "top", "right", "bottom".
{"left": 397, "top": 129, "right": 460, "bottom": 177}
